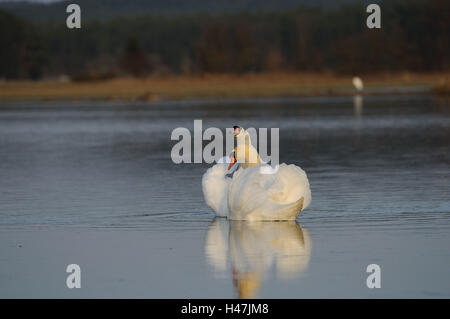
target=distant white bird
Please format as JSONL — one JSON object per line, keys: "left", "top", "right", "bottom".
{"left": 352, "top": 76, "right": 364, "bottom": 92}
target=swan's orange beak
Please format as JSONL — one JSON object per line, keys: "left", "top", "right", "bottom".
{"left": 228, "top": 156, "right": 236, "bottom": 170}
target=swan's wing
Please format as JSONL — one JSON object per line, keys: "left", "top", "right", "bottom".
{"left": 228, "top": 164, "right": 311, "bottom": 220}
{"left": 245, "top": 197, "right": 304, "bottom": 220}
{"left": 228, "top": 165, "right": 273, "bottom": 218}
{"left": 266, "top": 164, "right": 312, "bottom": 209}
{"left": 202, "top": 163, "right": 231, "bottom": 217}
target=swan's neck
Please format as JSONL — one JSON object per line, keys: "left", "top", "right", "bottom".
{"left": 236, "top": 130, "right": 252, "bottom": 146}
{"left": 235, "top": 144, "right": 261, "bottom": 169}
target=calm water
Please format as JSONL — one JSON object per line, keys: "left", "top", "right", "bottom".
{"left": 0, "top": 95, "right": 449, "bottom": 298}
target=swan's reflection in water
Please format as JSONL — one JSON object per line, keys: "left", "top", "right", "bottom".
{"left": 205, "top": 218, "right": 312, "bottom": 298}
{"left": 353, "top": 94, "right": 363, "bottom": 117}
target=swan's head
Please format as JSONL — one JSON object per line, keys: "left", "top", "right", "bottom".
{"left": 233, "top": 126, "right": 247, "bottom": 139}
{"left": 233, "top": 125, "right": 254, "bottom": 149}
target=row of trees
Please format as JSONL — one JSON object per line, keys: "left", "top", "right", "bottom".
{"left": 0, "top": 0, "right": 448, "bottom": 80}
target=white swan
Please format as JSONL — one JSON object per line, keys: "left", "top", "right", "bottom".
{"left": 202, "top": 126, "right": 311, "bottom": 220}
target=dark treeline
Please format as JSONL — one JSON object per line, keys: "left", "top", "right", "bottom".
{"left": 0, "top": 0, "right": 368, "bottom": 22}
{"left": 0, "top": 0, "right": 448, "bottom": 80}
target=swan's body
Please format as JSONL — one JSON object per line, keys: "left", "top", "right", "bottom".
{"left": 202, "top": 126, "right": 311, "bottom": 220}
{"left": 203, "top": 162, "right": 311, "bottom": 220}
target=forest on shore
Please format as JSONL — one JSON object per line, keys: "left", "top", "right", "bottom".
{"left": 0, "top": 0, "right": 448, "bottom": 80}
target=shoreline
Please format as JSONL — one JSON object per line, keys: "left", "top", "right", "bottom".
{"left": 0, "top": 72, "right": 448, "bottom": 102}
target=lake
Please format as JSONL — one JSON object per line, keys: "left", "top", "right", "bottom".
{"left": 0, "top": 95, "right": 449, "bottom": 298}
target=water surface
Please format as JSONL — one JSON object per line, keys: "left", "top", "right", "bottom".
{"left": 0, "top": 95, "right": 449, "bottom": 298}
